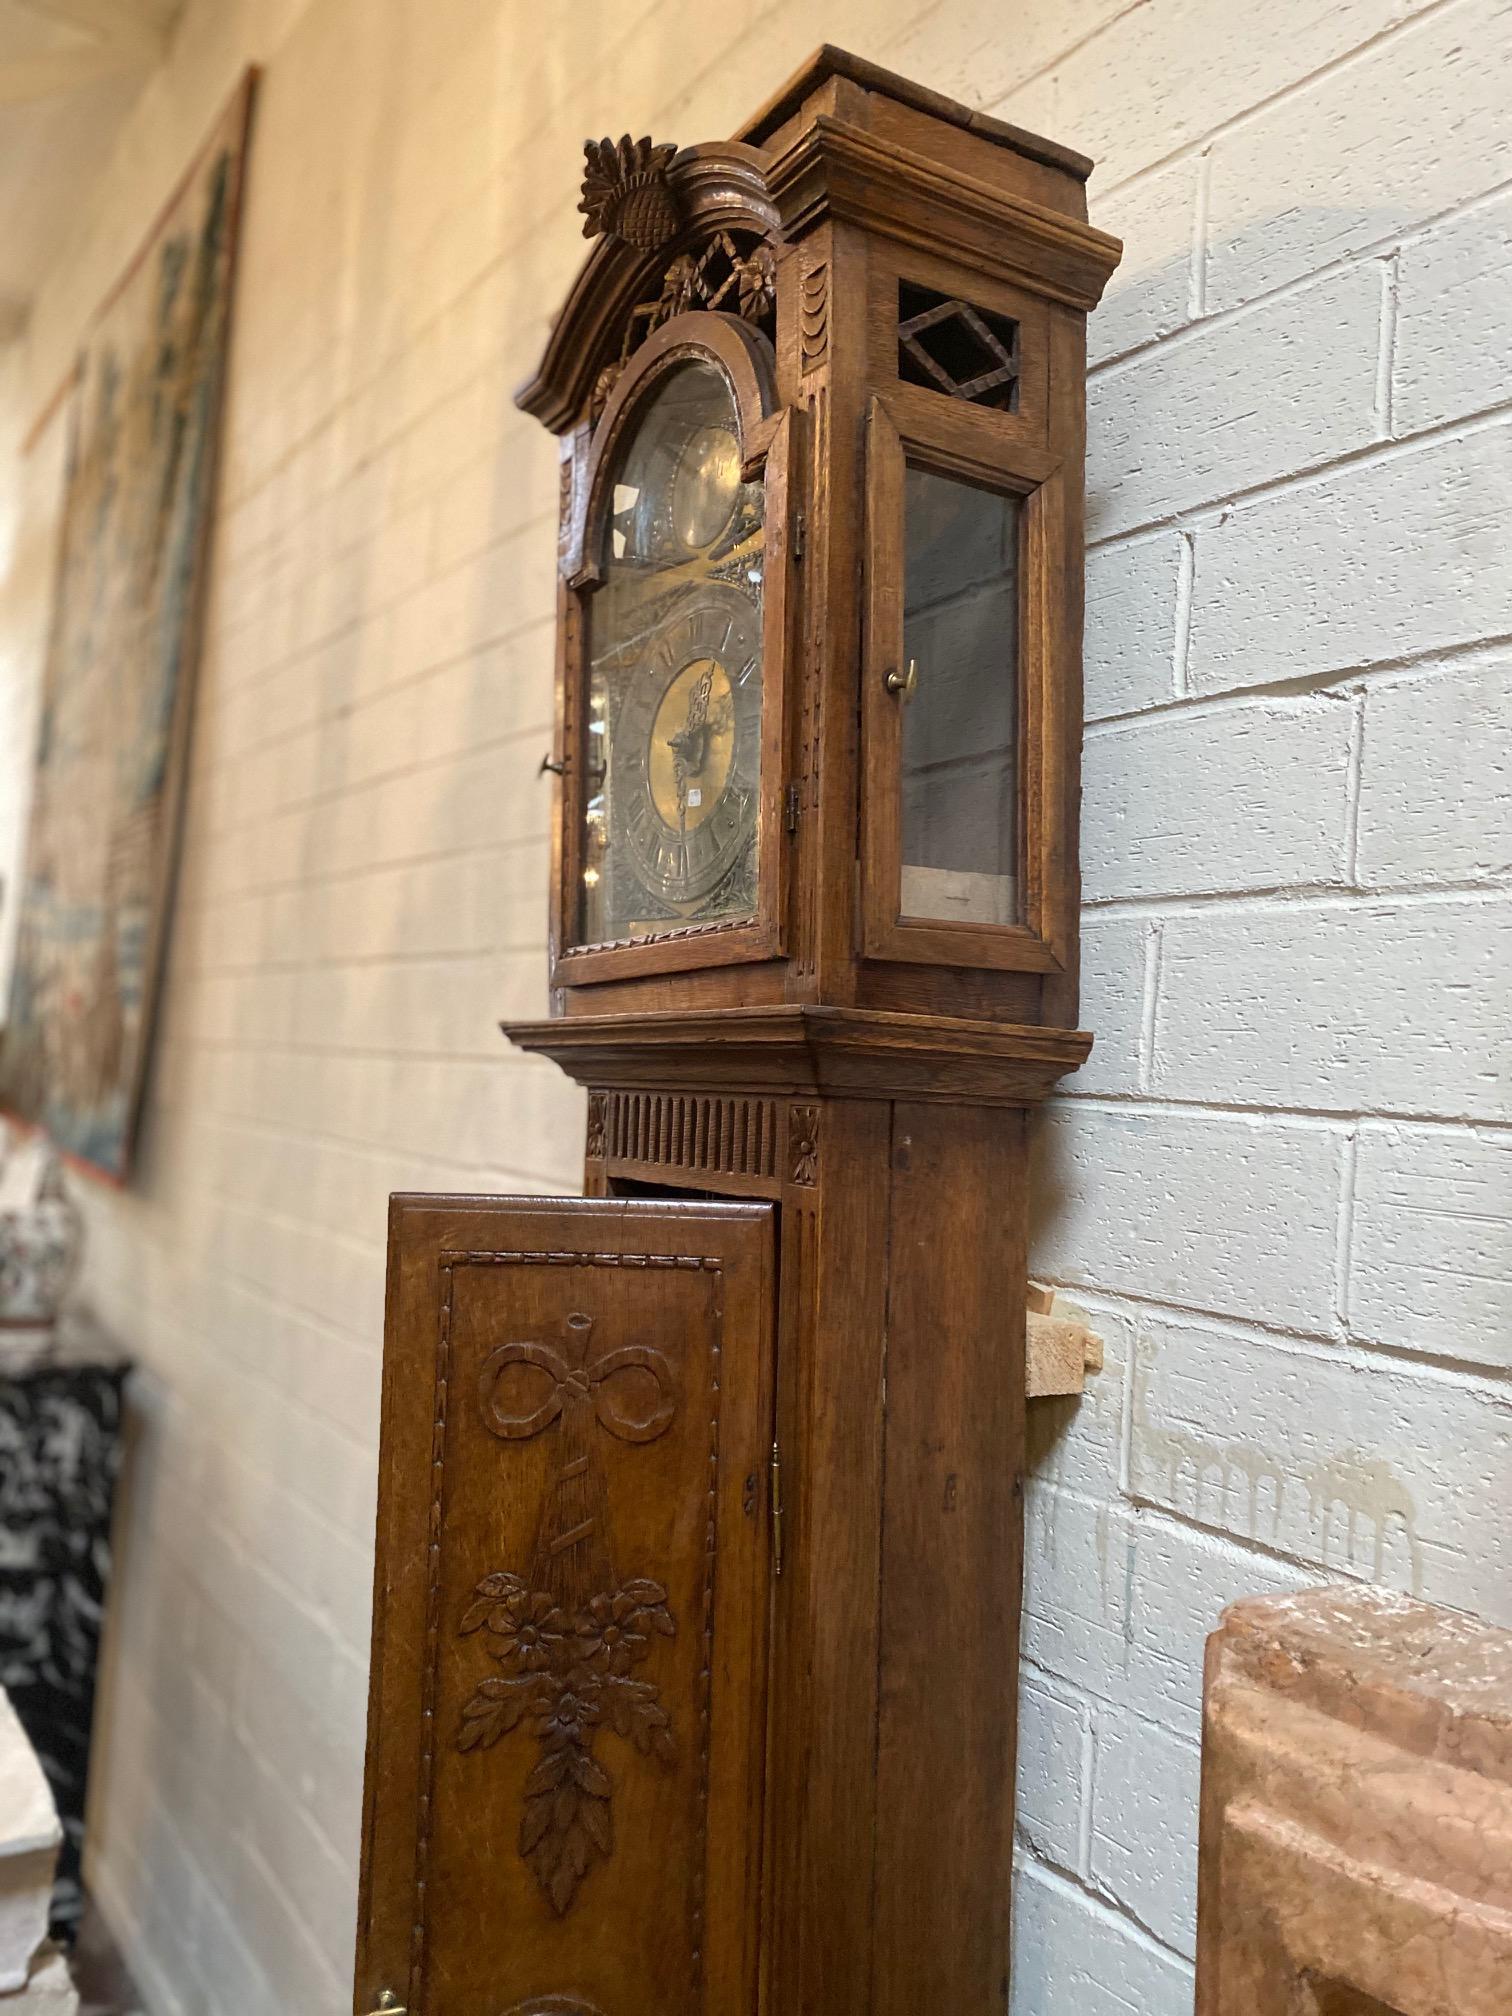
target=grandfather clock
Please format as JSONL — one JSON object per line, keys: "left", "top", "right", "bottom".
{"left": 356, "top": 47, "right": 1119, "bottom": 2016}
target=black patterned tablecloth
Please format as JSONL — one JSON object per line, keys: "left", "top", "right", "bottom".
{"left": 0, "top": 1349, "right": 128, "bottom": 1939}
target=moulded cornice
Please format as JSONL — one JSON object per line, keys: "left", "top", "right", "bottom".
{"left": 763, "top": 115, "right": 1123, "bottom": 312}
{"left": 516, "top": 141, "right": 780, "bottom": 434}
{"left": 504, "top": 1006, "right": 1093, "bottom": 1107}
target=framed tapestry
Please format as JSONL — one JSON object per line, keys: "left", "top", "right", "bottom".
{"left": 0, "top": 73, "right": 255, "bottom": 1180}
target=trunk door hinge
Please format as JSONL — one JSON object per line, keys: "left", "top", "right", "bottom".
{"left": 770, "top": 1441, "right": 785, "bottom": 1579}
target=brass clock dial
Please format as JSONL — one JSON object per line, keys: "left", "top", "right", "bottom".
{"left": 579, "top": 359, "right": 766, "bottom": 947}
{"left": 612, "top": 586, "right": 761, "bottom": 912}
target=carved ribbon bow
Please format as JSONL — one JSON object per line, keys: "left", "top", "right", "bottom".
{"left": 478, "top": 1311, "right": 677, "bottom": 1447}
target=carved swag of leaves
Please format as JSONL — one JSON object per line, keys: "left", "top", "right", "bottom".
{"left": 456, "top": 1310, "right": 682, "bottom": 1915}
{"left": 458, "top": 1569, "right": 676, "bottom": 1913}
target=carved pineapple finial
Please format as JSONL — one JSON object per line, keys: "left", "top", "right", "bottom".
{"left": 579, "top": 134, "right": 679, "bottom": 250}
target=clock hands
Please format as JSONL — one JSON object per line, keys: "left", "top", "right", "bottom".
{"left": 667, "top": 663, "right": 721, "bottom": 832}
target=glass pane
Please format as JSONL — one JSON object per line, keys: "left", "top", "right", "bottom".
{"left": 579, "top": 361, "right": 764, "bottom": 948}
{"left": 899, "top": 465, "right": 1019, "bottom": 928}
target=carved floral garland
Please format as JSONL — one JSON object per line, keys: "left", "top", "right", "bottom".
{"left": 457, "top": 1567, "right": 677, "bottom": 1915}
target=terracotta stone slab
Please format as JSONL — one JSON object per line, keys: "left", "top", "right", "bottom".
{"left": 1196, "top": 1586, "right": 1512, "bottom": 2016}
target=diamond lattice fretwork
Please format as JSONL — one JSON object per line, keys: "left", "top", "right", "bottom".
{"left": 897, "top": 282, "right": 1020, "bottom": 411}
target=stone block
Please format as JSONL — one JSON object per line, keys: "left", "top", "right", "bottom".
{"left": 1072, "top": 915, "right": 1149, "bottom": 1096}
{"left": 1013, "top": 1857, "right": 1194, "bottom": 2016}
{"left": 1197, "top": 1585, "right": 1512, "bottom": 2013}
{"left": 1017, "top": 1676, "right": 1090, "bottom": 1874}
{"left": 1089, "top": 155, "right": 1200, "bottom": 366}
{"left": 1395, "top": 190, "right": 1512, "bottom": 434}
{"left": 1129, "top": 1316, "right": 1511, "bottom": 1624}
{"left": 997, "top": 0, "right": 1420, "bottom": 193}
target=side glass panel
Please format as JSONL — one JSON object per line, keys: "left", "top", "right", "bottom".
{"left": 899, "top": 465, "right": 1020, "bottom": 929}
{"left": 580, "top": 361, "right": 765, "bottom": 948}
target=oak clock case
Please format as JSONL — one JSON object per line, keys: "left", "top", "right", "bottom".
{"left": 354, "top": 48, "right": 1121, "bottom": 2016}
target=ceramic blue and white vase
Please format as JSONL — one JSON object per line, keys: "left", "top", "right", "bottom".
{"left": 0, "top": 1125, "right": 83, "bottom": 1330}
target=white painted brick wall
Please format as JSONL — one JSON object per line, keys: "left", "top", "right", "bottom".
{"left": 1356, "top": 661, "right": 1512, "bottom": 884}
{"left": 1184, "top": 426, "right": 1512, "bottom": 692}
{"left": 1082, "top": 697, "right": 1354, "bottom": 901}
{"left": 1088, "top": 1710, "right": 1204, "bottom": 1956}
{"left": 1087, "top": 263, "right": 1384, "bottom": 539}
{"left": 1349, "top": 1123, "right": 1512, "bottom": 1368}
{"left": 0, "top": 2, "right": 1508, "bottom": 2012}
{"left": 1014, "top": 1, "right": 1512, "bottom": 1988}
{"left": 1033, "top": 1106, "right": 1346, "bottom": 1330}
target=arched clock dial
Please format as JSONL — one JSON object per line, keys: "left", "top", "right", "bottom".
{"left": 579, "top": 358, "right": 767, "bottom": 947}
{"left": 611, "top": 585, "right": 761, "bottom": 913}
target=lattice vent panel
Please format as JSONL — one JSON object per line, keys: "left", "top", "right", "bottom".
{"left": 897, "top": 280, "right": 1020, "bottom": 411}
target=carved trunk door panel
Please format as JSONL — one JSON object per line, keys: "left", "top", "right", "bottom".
{"left": 356, "top": 1196, "right": 776, "bottom": 2016}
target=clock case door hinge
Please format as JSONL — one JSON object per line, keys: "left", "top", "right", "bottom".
{"left": 770, "top": 1440, "right": 785, "bottom": 1578}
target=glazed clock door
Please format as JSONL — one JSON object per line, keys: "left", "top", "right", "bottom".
{"left": 356, "top": 1196, "right": 776, "bottom": 2016}
{"left": 581, "top": 362, "right": 766, "bottom": 947}
{"left": 553, "top": 315, "right": 795, "bottom": 987}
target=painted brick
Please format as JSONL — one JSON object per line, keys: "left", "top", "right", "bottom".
{"left": 1185, "top": 427, "right": 1512, "bottom": 694}
{"left": 1129, "top": 1314, "right": 1512, "bottom": 1621}
{"left": 1205, "top": 0, "right": 1512, "bottom": 314}
{"left": 1025, "top": 1293, "right": 1131, "bottom": 1500}
{"left": 1356, "top": 661, "right": 1512, "bottom": 886}
{"left": 1088, "top": 263, "right": 1382, "bottom": 538}
{"left": 0, "top": 0, "right": 1507, "bottom": 2009}
{"left": 1089, "top": 1709, "right": 1203, "bottom": 1956}
{"left": 1126, "top": 1516, "right": 1307, "bottom": 1740}
{"left": 1070, "top": 915, "right": 1149, "bottom": 1096}
{"left": 264, "top": 841, "right": 548, "bottom": 965}
{"left": 884, "top": 0, "right": 1136, "bottom": 119}
{"left": 186, "top": 1876, "right": 285, "bottom": 2016}
{"left": 1083, "top": 696, "right": 1353, "bottom": 901}
{"left": 1084, "top": 534, "right": 1183, "bottom": 722}
{"left": 1023, "top": 1494, "right": 1306, "bottom": 1744}
{"left": 1395, "top": 189, "right": 1512, "bottom": 433}
{"left": 1088, "top": 156, "right": 1200, "bottom": 366}
{"left": 1349, "top": 1121, "right": 1512, "bottom": 1371}
{"left": 997, "top": 0, "right": 1422, "bottom": 192}
{"left": 1012, "top": 1859, "right": 1195, "bottom": 2016}
{"left": 1031, "top": 1103, "right": 1345, "bottom": 1332}
{"left": 1022, "top": 1488, "right": 1135, "bottom": 1705}
{"left": 1153, "top": 898, "right": 1512, "bottom": 1119}
{"left": 1017, "top": 1676, "right": 1090, "bottom": 1874}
